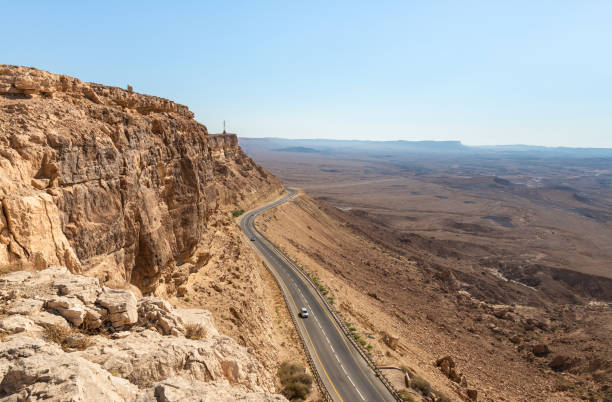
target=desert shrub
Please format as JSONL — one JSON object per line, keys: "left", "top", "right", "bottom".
{"left": 44, "top": 324, "right": 94, "bottom": 351}
{"left": 277, "top": 361, "right": 313, "bottom": 401}
{"left": 399, "top": 389, "right": 416, "bottom": 402}
{"left": 436, "top": 393, "right": 451, "bottom": 402}
{"left": 232, "top": 209, "right": 244, "bottom": 217}
{"left": 410, "top": 375, "right": 432, "bottom": 396}
{"left": 359, "top": 339, "right": 367, "bottom": 346}
{"left": 185, "top": 323, "right": 206, "bottom": 340}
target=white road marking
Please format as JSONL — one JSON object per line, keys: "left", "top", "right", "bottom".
{"left": 245, "top": 192, "right": 389, "bottom": 402}
{"left": 347, "top": 375, "right": 366, "bottom": 400}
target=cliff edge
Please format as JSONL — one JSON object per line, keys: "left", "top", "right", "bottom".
{"left": 0, "top": 65, "right": 283, "bottom": 293}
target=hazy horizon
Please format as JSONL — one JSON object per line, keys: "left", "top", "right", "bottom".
{"left": 3, "top": 1, "right": 611, "bottom": 147}
{"left": 239, "top": 136, "right": 612, "bottom": 150}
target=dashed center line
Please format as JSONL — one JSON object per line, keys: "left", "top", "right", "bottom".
{"left": 243, "top": 190, "right": 392, "bottom": 402}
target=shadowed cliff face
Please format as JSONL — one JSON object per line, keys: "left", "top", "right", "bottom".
{"left": 0, "top": 65, "right": 282, "bottom": 293}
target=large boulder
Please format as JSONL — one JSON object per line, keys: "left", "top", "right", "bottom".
{"left": 46, "top": 295, "right": 86, "bottom": 326}
{"left": 96, "top": 288, "right": 138, "bottom": 328}
{"left": 53, "top": 275, "right": 100, "bottom": 304}
{"left": 0, "top": 337, "right": 138, "bottom": 401}
{"left": 382, "top": 331, "right": 399, "bottom": 350}
{"left": 137, "top": 296, "right": 185, "bottom": 336}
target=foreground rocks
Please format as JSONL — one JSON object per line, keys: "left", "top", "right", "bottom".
{"left": 435, "top": 355, "right": 477, "bottom": 400}
{"left": 0, "top": 267, "right": 285, "bottom": 401}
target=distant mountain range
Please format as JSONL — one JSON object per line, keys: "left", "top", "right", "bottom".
{"left": 239, "top": 137, "right": 612, "bottom": 158}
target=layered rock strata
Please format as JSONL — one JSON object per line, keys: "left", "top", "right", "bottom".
{"left": 0, "top": 65, "right": 282, "bottom": 293}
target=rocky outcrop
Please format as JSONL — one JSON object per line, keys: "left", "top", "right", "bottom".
{"left": 435, "top": 355, "right": 477, "bottom": 400}
{"left": 0, "top": 337, "right": 139, "bottom": 401}
{"left": 0, "top": 267, "right": 285, "bottom": 401}
{"left": 0, "top": 65, "right": 282, "bottom": 293}
{"left": 134, "top": 377, "right": 285, "bottom": 402}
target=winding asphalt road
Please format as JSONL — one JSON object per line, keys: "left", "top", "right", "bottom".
{"left": 240, "top": 189, "right": 396, "bottom": 402}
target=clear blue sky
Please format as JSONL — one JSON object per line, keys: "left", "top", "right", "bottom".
{"left": 2, "top": 1, "right": 611, "bottom": 147}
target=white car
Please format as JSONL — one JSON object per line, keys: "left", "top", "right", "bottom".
{"left": 299, "top": 307, "right": 309, "bottom": 318}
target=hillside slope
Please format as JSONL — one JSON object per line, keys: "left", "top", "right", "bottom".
{"left": 257, "top": 192, "right": 611, "bottom": 401}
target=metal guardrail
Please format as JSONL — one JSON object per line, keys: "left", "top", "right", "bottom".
{"left": 245, "top": 202, "right": 332, "bottom": 401}
{"left": 247, "top": 203, "right": 403, "bottom": 401}
{"left": 269, "top": 249, "right": 405, "bottom": 402}
{"left": 259, "top": 257, "right": 333, "bottom": 402}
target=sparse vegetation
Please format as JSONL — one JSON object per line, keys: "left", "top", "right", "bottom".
{"left": 398, "top": 389, "right": 416, "bottom": 402}
{"left": 410, "top": 374, "right": 432, "bottom": 397}
{"left": 232, "top": 209, "right": 244, "bottom": 217}
{"left": 436, "top": 393, "right": 452, "bottom": 402}
{"left": 43, "top": 324, "right": 94, "bottom": 351}
{"left": 277, "top": 361, "right": 313, "bottom": 401}
{"left": 184, "top": 297, "right": 191, "bottom": 302}
{"left": 185, "top": 322, "right": 207, "bottom": 340}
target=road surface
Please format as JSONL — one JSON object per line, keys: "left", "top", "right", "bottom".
{"left": 240, "top": 189, "right": 396, "bottom": 402}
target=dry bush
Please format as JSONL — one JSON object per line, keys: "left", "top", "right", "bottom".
{"left": 43, "top": 324, "right": 94, "bottom": 351}
{"left": 185, "top": 322, "right": 206, "bottom": 340}
{"left": 277, "top": 361, "right": 313, "bottom": 401}
{"left": 410, "top": 374, "right": 432, "bottom": 397}
{"left": 399, "top": 389, "right": 416, "bottom": 402}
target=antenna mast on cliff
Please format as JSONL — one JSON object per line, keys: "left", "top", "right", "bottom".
{"left": 223, "top": 120, "right": 227, "bottom": 134}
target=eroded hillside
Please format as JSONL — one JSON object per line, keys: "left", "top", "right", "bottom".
{"left": 257, "top": 192, "right": 611, "bottom": 401}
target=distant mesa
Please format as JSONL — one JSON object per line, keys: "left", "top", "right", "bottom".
{"left": 273, "top": 146, "right": 321, "bottom": 153}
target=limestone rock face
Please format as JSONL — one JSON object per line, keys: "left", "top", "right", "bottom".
{"left": 0, "top": 65, "right": 282, "bottom": 292}
{"left": 134, "top": 376, "right": 286, "bottom": 402}
{"left": 137, "top": 296, "right": 185, "bottom": 336}
{"left": 0, "top": 315, "right": 40, "bottom": 334}
{"left": 0, "top": 268, "right": 286, "bottom": 401}
{"left": 0, "top": 337, "right": 138, "bottom": 401}
{"left": 78, "top": 329, "right": 275, "bottom": 391}
{"left": 46, "top": 295, "right": 86, "bottom": 326}
{"left": 96, "top": 288, "right": 138, "bottom": 328}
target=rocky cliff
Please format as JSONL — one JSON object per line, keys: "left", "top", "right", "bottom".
{"left": 0, "top": 65, "right": 283, "bottom": 294}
